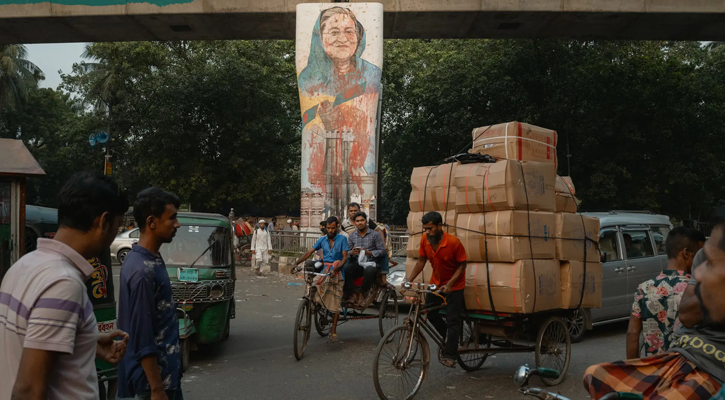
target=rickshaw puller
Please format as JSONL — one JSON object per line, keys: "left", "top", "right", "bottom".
{"left": 404, "top": 211, "right": 467, "bottom": 369}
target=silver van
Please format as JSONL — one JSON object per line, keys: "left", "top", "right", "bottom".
{"left": 567, "top": 211, "right": 673, "bottom": 342}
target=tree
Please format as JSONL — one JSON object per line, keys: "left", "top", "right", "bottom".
{"left": 0, "top": 44, "right": 43, "bottom": 115}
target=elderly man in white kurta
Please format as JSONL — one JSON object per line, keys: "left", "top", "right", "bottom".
{"left": 251, "top": 219, "right": 273, "bottom": 276}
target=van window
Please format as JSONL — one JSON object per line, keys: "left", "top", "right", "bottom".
{"left": 650, "top": 226, "right": 671, "bottom": 256}
{"left": 622, "top": 229, "right": 655, "bottom": 259}
{"left": 599, "top": 229, "right": 622, "bottom": 262}
{"left": 129, "top": 229, "right": 140, "bottom": 239}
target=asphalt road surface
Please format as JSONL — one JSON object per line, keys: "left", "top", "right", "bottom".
{"left": 113, "top": 265, "right": 628, "bottom": 400}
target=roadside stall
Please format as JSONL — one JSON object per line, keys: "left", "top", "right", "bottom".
{"left": 0, "top": 139, "right": 45, "bottom": 282}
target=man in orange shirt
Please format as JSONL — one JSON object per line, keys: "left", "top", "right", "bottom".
{"left": 405, "top": 211, "right": 467, "bottom": 368}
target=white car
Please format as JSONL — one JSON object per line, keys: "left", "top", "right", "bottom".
{"left": 111, "top": 228, "right": 139, "bottom": 263}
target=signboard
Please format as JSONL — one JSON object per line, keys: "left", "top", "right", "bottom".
{"left": 296, "top": 3, "right": 383, "bottom": 223}
{"left": 104, "top": 161, "right": 112, "bottom": 176}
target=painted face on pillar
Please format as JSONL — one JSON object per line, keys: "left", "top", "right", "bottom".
{"left": 322, "top": 14, "right": 358, "bottom": 63}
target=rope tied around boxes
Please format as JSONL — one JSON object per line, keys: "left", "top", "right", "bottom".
{"left": 417, "top": 156, "right": 598, "bottom": 318}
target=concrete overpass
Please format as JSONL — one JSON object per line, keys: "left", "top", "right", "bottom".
{"left": 2, "top": 0, "right": 725, "bottom": 43}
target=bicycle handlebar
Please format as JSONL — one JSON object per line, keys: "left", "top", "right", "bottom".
{"left": 402, "top": 282, "right": 438, "bottom": 293}
{"left": 515, "top": 366, "right": 644, "bottom": 400}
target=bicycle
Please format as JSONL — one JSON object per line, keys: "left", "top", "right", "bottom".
{"left": 514, "top": 365, "right": 644, "bottom": 400}
{"left": 292, "top": 264, "right": 399, "bottom": 360}
{"left": 372, "top": 282, "right": 571, "bottom": 400}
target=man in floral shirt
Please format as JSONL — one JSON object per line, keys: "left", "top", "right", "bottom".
{"left": 626, "top": 227, "right": 703, "bottom": 359}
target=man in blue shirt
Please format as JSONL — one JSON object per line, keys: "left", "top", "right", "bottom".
{"left": 118, "top": 188, "right": 182, "bottom": 400}
{"left": 294, "top": 216, "right": 348, "bottom": 342}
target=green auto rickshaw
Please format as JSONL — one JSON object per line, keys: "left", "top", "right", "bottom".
{"left": 160, "top": 212, "right": 236, "bottom": 370}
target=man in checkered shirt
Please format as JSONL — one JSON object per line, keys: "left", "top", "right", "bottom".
{"left": 343, "top": 211, "right": 386, "bottom": 306}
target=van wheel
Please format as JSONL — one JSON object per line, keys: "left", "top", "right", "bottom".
{"left": 566, "top": 308, "right": 587, "bottom": 343}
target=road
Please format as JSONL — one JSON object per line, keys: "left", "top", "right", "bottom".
{"left": 113, "top": 265, "right": 628, "bottom": 400}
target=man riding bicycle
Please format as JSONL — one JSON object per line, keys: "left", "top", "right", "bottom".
{"left": 294, "top": 216, "right": 348, "bottom": 342}
{"left": 404, "top": 211, "right": 467, "bottom": 368}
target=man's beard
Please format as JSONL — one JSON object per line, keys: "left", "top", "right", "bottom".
{"left": 427, "top": 231, "right": 443, "bottom": 245}
{"left": 327, "top": 231, "right": 337, "bottom": 240}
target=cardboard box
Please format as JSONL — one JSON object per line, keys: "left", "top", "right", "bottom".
{"left": 556, "top": 176, "right": 578, "bottom": 214}
{"left": 560, "top": 261, "right": 603, "bottom": 309}
{"left": 456, "top": 211, "right": 556, "bottom": 262}
{"left": 470, "top": 122, "right": 558, "bottom": 166}
{"left": 404, "top": 257, "right": 434, "bottom": 284}
{"left": 454, "top": 160, "right": 556, "bottom": 213}
{"left": 406, "top": 210, "right": 457, "bottom": 258}
{"left": 554, "top": 213, "right": 601, "bottom": 262}
{"left": 409, "top": 163, "right": 458, "bottom": 212}
{"left": 464, "top": 260, "right": 561, "bottom": 313}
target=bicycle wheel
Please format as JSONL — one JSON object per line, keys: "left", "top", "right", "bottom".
{"left": 373, "top": 325, "right": 430, "bottom": 400}
{"left": 535, "top": 316, "right": 571, "bottom": 386}
{"left": 378, "top": 290, "right": 399, "bottom": 338}
{"left": 293, "top": 298, "right": 312, "bottom": 360}
{"left": 457, "top": 319, "right": 491, "bottom": 372}
{"left": 314, "top": 305, "right": 332, "bottom": 337}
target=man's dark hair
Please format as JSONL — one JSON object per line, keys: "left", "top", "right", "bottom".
{"left": 319, "top": 220, "right": 326, "bottom": 227}
{"left": 691, "top": 229, "right": 707, "bottom": 244}
{"left": 326, "top": 216, "right": 339, "bottom": 226}
{"left": 353, "top": 211, "right": 367, "bottom": 221}
{"left": 665, "top": 227, "right": 699, "bottom": 260}
{"left": 712, "top": 204, "right": 725, "bottom": 251}
{"left": 271, "top": 217, "right": 277, "bottom": 222}
{"left": 133, "top": 187, "right": 181, "bottom": 231}
{"left": 348, "top": 202, "right": 361, "bottom": 210}
{"left": 58, "top": 172, "right": 129, "bottom": 232}
{"left": 421, "top": 211, "right": 443, "bottom": 226}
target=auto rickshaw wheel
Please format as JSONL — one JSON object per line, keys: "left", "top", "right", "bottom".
{"left": 181, "top": 339, "right": 191, "bottom": 372}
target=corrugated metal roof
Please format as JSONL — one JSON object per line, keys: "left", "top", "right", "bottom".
{"left": 0, "top": 139, "right": 45, "bottom": 177}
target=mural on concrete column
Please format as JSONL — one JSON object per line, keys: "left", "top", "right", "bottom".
{"left": 296, "top": 3, "right": 383, "bottom": 228}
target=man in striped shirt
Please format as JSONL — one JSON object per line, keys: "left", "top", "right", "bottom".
{"left": 0, "top": 172, "right": 130, "bottom": 400}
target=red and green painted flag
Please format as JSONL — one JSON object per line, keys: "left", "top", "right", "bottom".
{"left": 301, "top": 104, "right": 319, "bottom": 129}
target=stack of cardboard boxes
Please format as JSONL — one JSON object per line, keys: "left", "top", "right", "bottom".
{"left": 405, "top": 121, "right": 603, "bottom": 314}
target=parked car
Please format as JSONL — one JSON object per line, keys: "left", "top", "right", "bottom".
{"left": 567, "top": 211, "right": 673, "bottom": 342}
{"left": 387, "top": 246, "right": 408, "bottom": 293}
{"left": 111, "top": 228, "right": 139, "bottom": 263}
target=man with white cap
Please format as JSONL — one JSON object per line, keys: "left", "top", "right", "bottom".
{"left": 251, "top": 219, "right": 273, "bottom": 276}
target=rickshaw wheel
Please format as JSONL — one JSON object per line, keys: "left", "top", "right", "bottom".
{"left": 457, "top": 320, "right": 491, "bottom": 372}
{"left": 535, "top": 316, "right": 571, "bottom": 386}
{"left": 293, "top": 298, "right": 312, "bottom": 360}
{"left": 378, "top": 290, "right": 399, "bottom": 338}
{"left": 181, "top": 339, "right": 191, "bottom": 372}
{"left": 314, "top": 305, "right": 332, "bottom": 337}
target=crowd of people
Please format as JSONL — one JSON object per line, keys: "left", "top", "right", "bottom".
{"left": 2, "top": 171, "right": 725, "bottom": 399}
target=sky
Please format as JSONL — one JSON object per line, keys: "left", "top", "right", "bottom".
{"left": 25, "top": 43, "right": 89, "bottom": 90}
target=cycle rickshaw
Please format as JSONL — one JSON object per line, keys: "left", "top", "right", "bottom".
{"left": 292, "top": 263, "right": 400, "bottom": 360}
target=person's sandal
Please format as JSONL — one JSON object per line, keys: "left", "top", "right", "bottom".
{"left": 329, "top": 333, "right": 339, "bottom": 343}
{"left": 441, "top": 358, "right": 456, "bottom": 368}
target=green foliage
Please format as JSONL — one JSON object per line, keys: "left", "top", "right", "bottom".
{"left": 0, "top": 44, "right": 43, "bottom": 115}
{"left": 380, "top": 40, "right": 725, "bottom": 224}
{"left": 2, "top": 39, "right": 725, "bottom": 225}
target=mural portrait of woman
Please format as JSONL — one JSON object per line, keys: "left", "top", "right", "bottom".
{"left": 296, "top": 3, "right": 383, "bottom": 227}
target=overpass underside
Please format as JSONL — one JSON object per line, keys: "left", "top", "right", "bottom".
{"left": 2, "top": 2, "right": 725, "bottom": 43}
